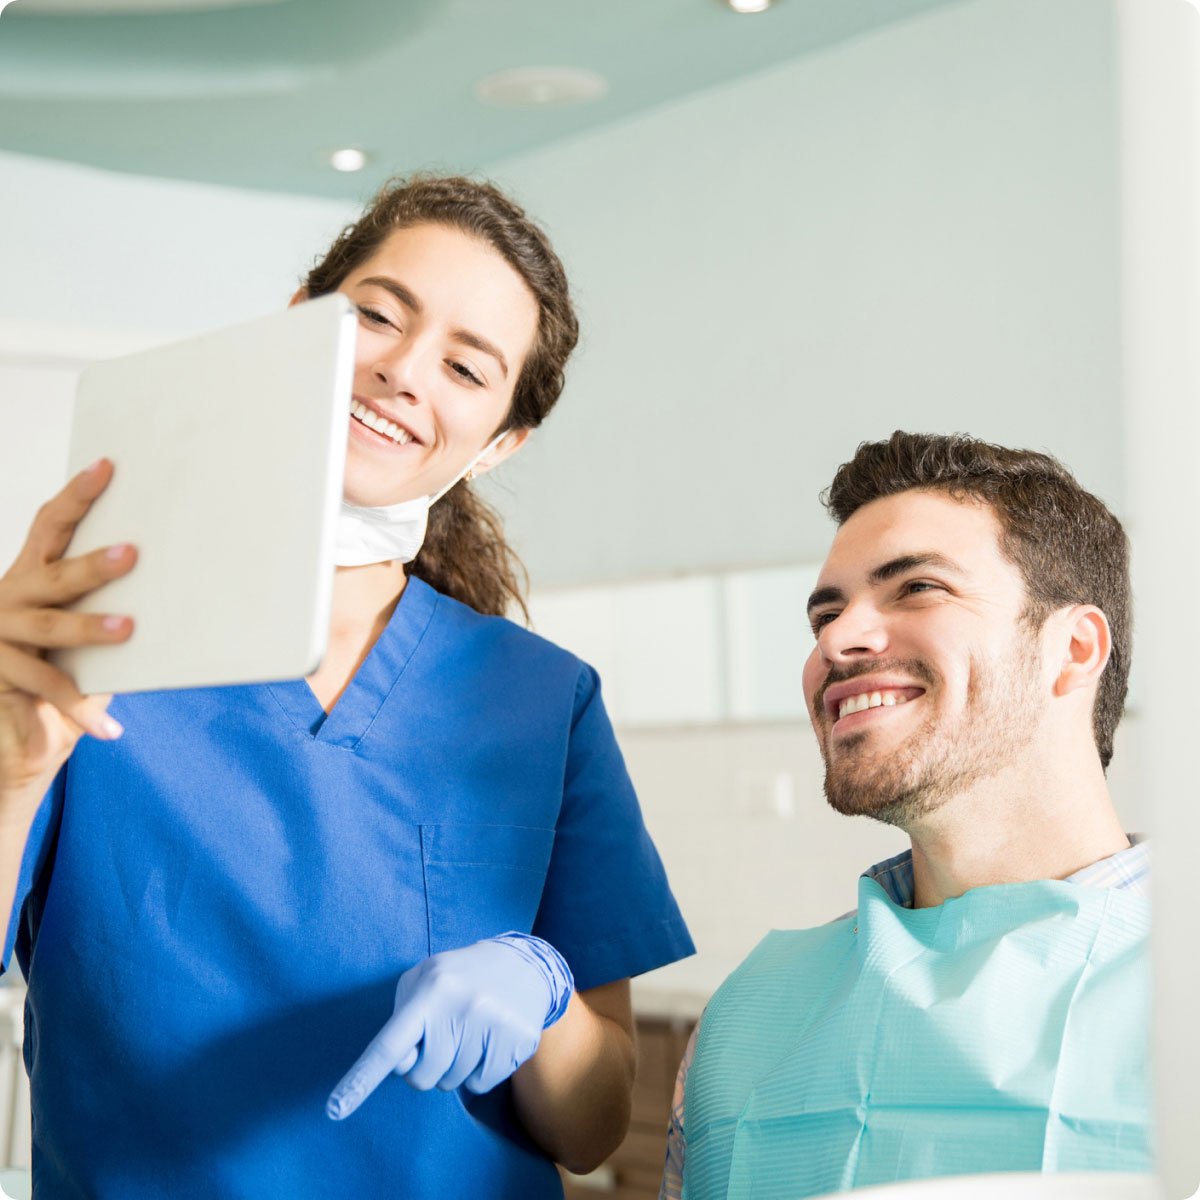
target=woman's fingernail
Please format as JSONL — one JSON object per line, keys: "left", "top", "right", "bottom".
{"left": 98, "top": 715, "right": 124, "bottom": 740}
{"left": 105, "top": 544, "right": 130, "bottom": 562}
{"left": 101, "top": 615, "right": 127, "bottom": 633}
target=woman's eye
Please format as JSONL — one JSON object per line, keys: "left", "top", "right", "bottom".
{"left": 356, "top": 305, "right": 394, "bottom": 329}
{"left": 450, "top": 361, "right": 484, "bottom": 387}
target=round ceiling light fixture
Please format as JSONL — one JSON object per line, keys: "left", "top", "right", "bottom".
{"left": 475, "top": 67, "right": 608, "bottom": 109}
{"left": 727, "top": 0, "right": 772, "bottom": 11}
{"left": 330, "top": 147, "right": 369, "bottom": 173}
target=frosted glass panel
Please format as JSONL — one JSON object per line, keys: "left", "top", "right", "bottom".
{"left": 723, "top": 565, "right": 820, "bottom": 721}
{"left": 527, "top": 576, "right": 725, "bottom": 726}
{"left": 614, "top": 576, "right": 724, "bottom": 726}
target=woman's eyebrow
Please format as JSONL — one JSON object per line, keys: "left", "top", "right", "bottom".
{"left": 358, "top": 276, "right": 422, "bottom": 313}
{"left": 357, "top": 276, "right": 508, "bottom": 379}
{"left": 451, "top": 330, "right": 508, "bottom": 379}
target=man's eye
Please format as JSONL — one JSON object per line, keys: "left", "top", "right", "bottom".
{"left": 903, "top": 580, "right": 940, "bottom": 596}
{"left": 810, "top": 611, "right": 838, "bottom": 634}
{"left": 450, "top": 361, "right": 484, "bottom": 386}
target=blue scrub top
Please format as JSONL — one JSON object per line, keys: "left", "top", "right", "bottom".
{"left": 5, "top": 577, "right": 694, "bottom": 1199}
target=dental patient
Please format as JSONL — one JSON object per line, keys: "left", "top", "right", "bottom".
{"left": 663, "top": 432, "right": 1150, "bottom": 1199}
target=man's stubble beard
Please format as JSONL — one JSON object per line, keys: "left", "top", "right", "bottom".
{"left": 818, "top": 635, "right": 1045, "bottom": 830}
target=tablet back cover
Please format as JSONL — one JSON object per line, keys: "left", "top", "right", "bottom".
{"left": 51, "top": 294, "right": 354, "bottom": 695}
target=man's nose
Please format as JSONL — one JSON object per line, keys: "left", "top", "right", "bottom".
{"left": 817, "top": 601, "right": 889, "bottom": 662}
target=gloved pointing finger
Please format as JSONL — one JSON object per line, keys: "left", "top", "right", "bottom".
{"left": 326, "top": 933, "right": 573, "bottom": 1120}
{"left": 326, "top": 1015, "right": 421, "bottom": 1120}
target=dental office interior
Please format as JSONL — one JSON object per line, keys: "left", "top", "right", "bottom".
{"left": 0, "top": 0, "right": 1196, "bottom": 1196}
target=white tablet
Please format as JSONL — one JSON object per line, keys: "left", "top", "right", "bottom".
{"left": 50, "top": 294, "right": 356, "bottom": 696}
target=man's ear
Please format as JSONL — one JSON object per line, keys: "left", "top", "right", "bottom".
{"left": 288, "top": 286, "right": 309, "bottom": 308}
{"left": 471, "top": 429, "right": 532, "bottom": 479}
{"left": 1053, "top": 606, "right": 1112, "bottom": 698}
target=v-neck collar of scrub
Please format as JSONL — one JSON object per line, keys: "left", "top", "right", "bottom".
{"left": 268, "top": 575, "right": 440, "bottom": 749}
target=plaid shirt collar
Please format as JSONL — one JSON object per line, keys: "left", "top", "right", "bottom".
{"left": 864, "top": 834, "right": 1151, "bottom": 908}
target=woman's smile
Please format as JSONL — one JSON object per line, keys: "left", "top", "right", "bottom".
{"left": 348, "top": 394, "right": 424, "bottom": 451}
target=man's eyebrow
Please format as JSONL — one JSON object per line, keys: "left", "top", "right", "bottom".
{"left": 356, "top": 276, "right": 509, "bottom": 379}
{"left": 806, "top": 553, "right": 964, "bottom": 616}
{"left": 806, "top": 585, "right": 846, "bottom": 617}
{"left": 869, "top": 552, "right": 965, "bottom": 584}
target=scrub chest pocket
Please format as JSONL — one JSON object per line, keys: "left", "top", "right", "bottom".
{"left": 420, "top": 823, "right": 557, "bottom": 954}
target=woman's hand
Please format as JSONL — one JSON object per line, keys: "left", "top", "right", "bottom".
{"left": 0, "top": 459, "right": 137, "bottom": 797}
{"left": 326, "top": 933, "right": 574, "bottom": 1119}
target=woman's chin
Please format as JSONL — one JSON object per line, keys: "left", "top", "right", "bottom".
{"left": 342, "top": 462, "right": 429, "bottom": 509}
{"left": 342, "top": 486, "right": 425, "bottom": 509}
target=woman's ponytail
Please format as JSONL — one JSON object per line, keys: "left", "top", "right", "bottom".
{"left": 410, "top": 482, "right": 528, "bottom": 620}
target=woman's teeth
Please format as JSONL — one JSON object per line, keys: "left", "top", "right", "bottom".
{"left": 351, "top": 400, "right": 413, "bottom": 446}
{"left": 838, "top": 690, "right": 912, "bottom": 720}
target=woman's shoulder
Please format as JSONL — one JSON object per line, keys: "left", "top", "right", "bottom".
{"left": 420, "top": 579, "right": 589, "bottom": 676}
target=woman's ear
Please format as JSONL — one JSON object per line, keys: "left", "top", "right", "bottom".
{"left": 288, "top": 286, "right": 309, "bottom": 308}
{"left": 1053, "top": 605, "right": 1112, "bottom": 698}
{"left": 472, "top": 429, "right": 532, "bottom": 479}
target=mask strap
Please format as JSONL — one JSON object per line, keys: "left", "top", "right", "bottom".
{"left": 429, "top": 429, "right": 511, "bottom": 505}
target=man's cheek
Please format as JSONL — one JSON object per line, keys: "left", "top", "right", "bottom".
{"left": 801, "top": 651, "right": 824, "bottom": 713}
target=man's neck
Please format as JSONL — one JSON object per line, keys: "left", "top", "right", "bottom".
{"left": 906, "top": 751, "right": 1131, "bottom": 909}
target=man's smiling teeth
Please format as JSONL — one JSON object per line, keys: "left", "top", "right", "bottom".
{"left": 838, "top": 690, "right": 912, "bottom": 720}
{"left": 351, "top": 399, "right": 413, "bottom": 446}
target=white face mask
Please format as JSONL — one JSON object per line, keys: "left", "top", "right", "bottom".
{"left": 333, "top": 431, "right": 509, "bottom": 568}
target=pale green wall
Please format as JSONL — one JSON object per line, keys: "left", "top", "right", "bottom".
{"left": 0, "top": 0, "right": 1120, "bottom": 590}
{"left": 484, "top": 0, "right": 1121, "bottom": 585}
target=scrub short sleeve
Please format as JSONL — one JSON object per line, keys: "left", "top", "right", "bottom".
{"left": 3, "top": 763, "right": 66, "bottom": 975}
{"left": 532, "top": 664, "right": 694, "bottom": 992}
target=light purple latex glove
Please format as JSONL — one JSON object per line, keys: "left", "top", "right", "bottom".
{"left": 326, "top": 932, "right": 574, "bottom": 1120}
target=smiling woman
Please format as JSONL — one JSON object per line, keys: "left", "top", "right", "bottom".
{"left": 0, "top": 172, "right": 694, "bottom": 1198}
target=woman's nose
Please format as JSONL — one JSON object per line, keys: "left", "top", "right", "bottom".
{"left": 371, "top": 342, "right": 427, "bottom": 403}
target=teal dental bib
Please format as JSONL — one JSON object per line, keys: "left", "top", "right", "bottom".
{"left": 683, "top": 875, "right": 1152, "bottom": 1199}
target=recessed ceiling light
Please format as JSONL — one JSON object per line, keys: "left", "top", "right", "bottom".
{"left": 475, "top": 67, "right": 608, "bottom": 109}
{"left": 727, "top": 0, "right": 772, "bottom": 11}
{"left": 330, "top": 147, "right": 368, "bottom": 173}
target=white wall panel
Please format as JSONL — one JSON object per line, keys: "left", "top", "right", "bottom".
{"left": 529, "top": 576, "right": 725, "bottom": 726}
{"left": 614, "top": 577, "right": 724, "bottom": 726}
{"left": 723, "top": 564, "right": 819, "bottom": 722}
